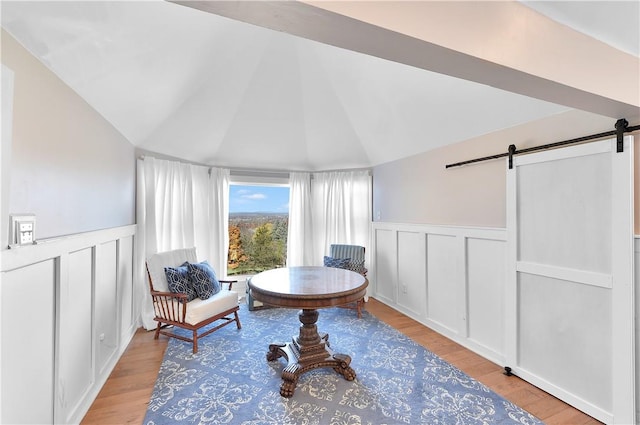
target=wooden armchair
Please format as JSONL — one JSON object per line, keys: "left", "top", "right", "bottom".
{"left": 146, "top": 248, "right": 241, "bottom": 353}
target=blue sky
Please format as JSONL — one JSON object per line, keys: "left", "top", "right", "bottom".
{"left": 229, "top": 185, "right": 290, "bottom": 213}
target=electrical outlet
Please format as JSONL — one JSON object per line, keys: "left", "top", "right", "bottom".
{"left": 9, "top": 214, "right": 36, "bottom": 247}
{"left": 402, "top": 284, "right": 408, "bottom": 294}
{"left": 19, "top": 222, "right": 33, "bottom": 244}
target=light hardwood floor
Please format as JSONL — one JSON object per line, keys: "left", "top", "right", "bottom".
{"left": 81, "top": 298, "right": 601, "bottom": 424}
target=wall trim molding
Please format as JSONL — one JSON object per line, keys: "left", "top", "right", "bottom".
{"left": 372, "top": 223, "right": 640, "bottom": 421}
{"left": 372, "top": 221, "right": 506, "bottom": 241}
{"left": 0, "top": 224, "right": 137, "bottom": 424}
{"left": 0, "top": 224, "right": 136, "bottom": 272}
{"left": 370, "top": 222, "right": 507, "bottom": 366}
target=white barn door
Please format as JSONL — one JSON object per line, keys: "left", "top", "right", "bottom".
{"left": 506, "top": 136, "right": 634, "bottom": 424}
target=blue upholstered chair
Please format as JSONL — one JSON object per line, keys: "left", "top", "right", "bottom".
{"left": 325, "top": 244, "right": 367, "bottom": 317}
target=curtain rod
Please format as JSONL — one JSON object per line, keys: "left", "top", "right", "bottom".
{"left": 446, "top": 119, "right": 640, "bottom": 169}
{"left": 138, "top": 155, "right": 371, "bottom": 175}
{"left": 229, "top": 166, "right": 372, "bottom": 175}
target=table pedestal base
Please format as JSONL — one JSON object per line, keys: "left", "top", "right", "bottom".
{"left": 266, "top": 309, "right": 356, "bottom": 397}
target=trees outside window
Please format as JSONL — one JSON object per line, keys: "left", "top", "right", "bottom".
{"left": 227, "top": 184, "right": 289, "bottom": 276}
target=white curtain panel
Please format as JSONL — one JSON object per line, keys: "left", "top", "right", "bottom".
{"left": 287, "top": 172, "right": 314, "bottom": 266}
{"left": 207, "top": 167, "right": 230, "bottom": 275}
{"left": 311, "top": 170, "right": 372, "bottom": 265}
{"left": 135, "top": 158, "right": 152, "bottom": 329}
{"left": 135, "top": 157, "right": 229, "bottom": 330}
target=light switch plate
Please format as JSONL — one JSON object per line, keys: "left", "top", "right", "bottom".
{"left": 9, "top": 214, "right": 36, "bottom": 248}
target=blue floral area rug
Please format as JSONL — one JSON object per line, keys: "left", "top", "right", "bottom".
{"left": 144, "top": 304, "right": 543, "bottom": 425}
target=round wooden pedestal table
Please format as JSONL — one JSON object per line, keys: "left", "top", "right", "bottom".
{"left": 248, "top": 266, "right": 368, "bottom": 397}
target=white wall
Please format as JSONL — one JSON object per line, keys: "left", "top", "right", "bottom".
{"left": 1, "top": 64, "right": 14, "bottom": 248}
{"left": 1, "top": 29, "right": 138, "bottom": 423}
{"left": 371, "top": 222, "right": 506, "bottom": 364}
{"left": 1, "top": 27, "right": 138, "bottom": 425}
{"left": 0, "top": 225, "right": 136, "bottom": 425}
{"left": 371, "top": 222, "right": 640, "bottom": 422}
{"left": 1, "top": 30, "right": 135, "bottom": 241}
{"left": 372, "top": 116, "right": 640, "bottom": 233}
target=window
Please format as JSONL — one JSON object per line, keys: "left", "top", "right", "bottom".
{"left": 227, "top": 183, "right": 290, "bottom": 276}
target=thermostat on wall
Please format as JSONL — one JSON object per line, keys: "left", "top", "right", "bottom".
{"left": 9, "top": 214, "right": 36, "bottom": 248}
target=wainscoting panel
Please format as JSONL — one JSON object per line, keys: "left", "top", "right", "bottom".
{"left": 370, "top": 223, "right": 507, "bottom": 366}
{"left": 466, "top": 237, "right": 505, "bottom": 358}
{"left": 0, "top": 259, "right": 56, "bottom": 425}
{"left": 0, "top": 224, "right": 136, "bottom": 425}
{"left": 396, "top": 231, "right": 426, "bottom": 318}
{"left": 95, "top": 240, "right": 119, "bottom": 377}
{"left": 372, "top": 228, "right": 397, "bottom": 304}
{"left": 119, "top": 236, "right": 135, "bottom": 342}
{"left": 372, "top": 223, "right": 640, "bottom": 420}
{"left": 59, "top": 248, "right": 94, "bottom": 423}
{"left": 426, "top": 233, "right": 460, "bottom": 334}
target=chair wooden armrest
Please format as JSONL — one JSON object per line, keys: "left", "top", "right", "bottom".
{"left": 219, "top": 279, "right": 237, "bottom": 290}
{"left": 150, "top": 290, "right": 188, "bottom": 323}
{"left": 151, "top": 289, "right": 187, "bottom": 299}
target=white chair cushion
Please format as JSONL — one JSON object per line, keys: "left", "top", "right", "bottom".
{"left": 184, "top": 289, "right": 238, "bottom": 325}
{"left": 147, "top": 248, "right": 198, "bottom": 293}
{"left": 153, "top": 289, "right": 238, "bottom": 325}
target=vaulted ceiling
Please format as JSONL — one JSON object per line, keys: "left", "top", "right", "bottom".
{"left": 2, "top": 1, "right": 639, "bottom": 171}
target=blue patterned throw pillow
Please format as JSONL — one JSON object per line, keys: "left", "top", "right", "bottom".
{"left": 346, "top": 258, "right": 366, "bottom": 275}
{"left": 187, "top": 261, "right": 221, "bottom": 300}
{"left": 164, "top": 263, "right": 197, "bottom": 302}
{"left": 323, "top": 256, "right": 351, "bottom": 269}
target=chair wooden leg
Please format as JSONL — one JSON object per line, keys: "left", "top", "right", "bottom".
{"left": 154, "top": 323, "right": 162, "bottom": 340}
{"left": 234, "top": 311, "right": 242, "bottom": 329}
{"left": 193, "top": 330, "right": 198, "bottom": 354}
